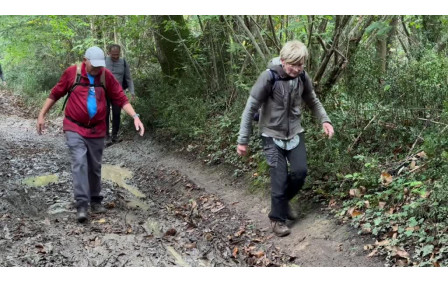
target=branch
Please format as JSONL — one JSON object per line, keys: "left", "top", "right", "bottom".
{"left": 235, "top": 15, "right": 266, "bottom": 61}
{"left": 348, "top": 113, "right": 379, "bottom": 152}
{"left": 268, "top": 16, "right": 281, "bottom": 53}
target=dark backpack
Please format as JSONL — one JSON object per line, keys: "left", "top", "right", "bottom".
{"left": 253, "top": 69, "right": 307, "bottom": 121}
{"left": 61, "top": 64, "right": 106, "bottom": 113}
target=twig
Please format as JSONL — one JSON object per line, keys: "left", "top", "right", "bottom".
{"left": 417, "top": 117, "right": 448, "bottom": 126}
{"left": 348, "top": 114, "right": 379, "bottom": 152}
{"left": 406, "top": 124, "right": 427, "bottom": 159}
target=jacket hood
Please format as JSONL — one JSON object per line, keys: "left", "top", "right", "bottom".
{"left": 267, "top": 56, "right": 289, "bottom": 79}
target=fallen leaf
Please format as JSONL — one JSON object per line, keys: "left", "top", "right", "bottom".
{"left": 211, "top": 206, "right": 225, "bottom": 213}
{"left": 234, "top": 228, "right": 245, "bottom": 237}
{"left": 394, "top": 247, "right": 410, "bottom": 259}
{"left": 364, "top": 201, "right": 370, "bottom": 208}
{"left": 347, "top": 207, "right": 361, "bottom": 217}
{"left": 376, "top": 239, "right": 390, "bottom": 246}
{"left": 406, "top": 226, "right": 419, "bottom": 232}
{"left": 253, "top": 251, "right": 265, "bottom": 258}
{"left": 410, "top": 160, "right": 416, "bottom": 170}
{"left": 232, "top": 247, "right": 239, "bottom": 258}
{"left": 185, "top": 243, "right": 197, "bottom": 249}
{"left": 328, "top": 199, "right": 337, "bottom": 208}
{"left": 364, "top": 245, "right": 374, "bottom": 251}
{"left": 368, "top": 249, "right": 378, "bottom": 257}
{"left": 165, "top": 228, "right": 177, "bottom": 236}
{"left": 396, "top": 259, "right": 408, "bottom": 267}
{"left": 378, "top": 202, "right": 386, "bottom": 209}
{"left": 416, "top": 151, "right": 428, "bottom": 159}
{"left": 422, "top": 191, "right": 431, "bottom": 199}
{"left": 349, "top": 189, "right": 361, "bottom": 198}
{"left": 253, "top": 172, "right": 259, "bottom": 177}
{"left": 433, "top": 262, "right": 440, "bottom": 267}
{"left": 381, "top": 172, "right": 393, "bottom": 186}
{"left": 93, "top": 218, "right": 106, "bottom": 224}
{"left": 392, "top": 224, "right": 399, "bottom": 232}
{"left": 360, "top": 186, "right": 367, "bottom": 194}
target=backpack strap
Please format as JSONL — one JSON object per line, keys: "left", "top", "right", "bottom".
{"left": 61, "top": 64, "right": 82, "bottom": 113}
{"left": 60, "top": 64, "right": 107, "bottom": 114}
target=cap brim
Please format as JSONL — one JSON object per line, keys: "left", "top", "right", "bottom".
{"left": 90, "top": 59, "right": 105, "bottom": 67}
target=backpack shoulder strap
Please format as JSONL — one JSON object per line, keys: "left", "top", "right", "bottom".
{"left": 100, "top": 69, "right": 106, "bottom": 90}
{"left": 61, "top": 64, "right": 82, "bottom": 113}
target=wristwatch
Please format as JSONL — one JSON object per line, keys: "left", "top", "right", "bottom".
{"left": 132, "top": 113, "right": 140, "bottom": 119}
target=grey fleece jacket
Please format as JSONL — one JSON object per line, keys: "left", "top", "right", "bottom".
{"left": 237, "top": 60, "right": 331, "bottom": 145}
{"left": 105, "top": 57, "right": 135, "bottom": 95}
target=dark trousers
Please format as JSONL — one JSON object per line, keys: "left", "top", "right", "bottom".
{"left": 65, "top": 131, "right": 105, "bottom": 208}
{"left": 106, "top": 99, "right": 121, "bottom": 137}
{"left": 262, "top": 133, "right": 308, "bottom": 222}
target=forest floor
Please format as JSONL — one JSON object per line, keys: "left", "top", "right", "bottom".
{"left": 0, "top": 88, "right": 384, "bottom": 267}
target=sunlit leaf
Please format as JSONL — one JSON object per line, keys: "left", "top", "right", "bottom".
{"left": 380, "top": 172, "right": 393, "bottom": 186}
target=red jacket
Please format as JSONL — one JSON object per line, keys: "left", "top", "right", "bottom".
{"left": 50, "top": 63, "right": 129, "bottom": 138}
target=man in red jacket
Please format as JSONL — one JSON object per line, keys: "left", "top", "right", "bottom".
{"left": 36, "top": 46, "right": 144, "bottom": 223}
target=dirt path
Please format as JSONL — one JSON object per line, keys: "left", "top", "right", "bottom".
{"left": 0, "top": 89, "right": 384, "bottom": 267}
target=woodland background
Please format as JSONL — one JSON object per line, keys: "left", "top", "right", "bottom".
{"left": 1, "top": 15, "right": 448, "bottom": 266}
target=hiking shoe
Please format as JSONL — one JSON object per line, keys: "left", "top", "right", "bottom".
{"left": 271, "top": 221, "right": 291, "bottom": 237}
{"left": 111, "top": 135, "right": 119, "bottom": 143}
{"left": 105, "top": 136, "right": 113, "bottom": 147}
{"left": 77, "top": 206, "right": 88, "bottom": 223}
{"left": 287, "top": 205, "right": 298, "bottom": 220}
{"left": 91, "top": 202, "right": 107, "bottom": 214}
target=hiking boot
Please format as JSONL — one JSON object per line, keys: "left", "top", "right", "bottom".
{"left": 77, "top": 206, "right": 88, "bottom": 223}
{"left": 105, "top": 136, "right": 113, "bottom": 147}
{"left": 111, "top": 135, "right": 119, "bottom": 143}
{"left": 271, "top": 220, "right": 291, "bottom": 237}
{"left": 91, "top": 202, "right": 107, "bottom": 214}
{"left": 287, "top": 205, "right": 298, "bottom": 220}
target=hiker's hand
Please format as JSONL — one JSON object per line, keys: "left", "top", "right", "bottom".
{"left": 323, "top": 122, "right": 334, "bottom": 139}
{"left": 37, "top": 115, "right": 45, "bottom": 135}
{"left": 237, "top": 144, "right": 248, "bottom": 156}
{"left": 134, "top": 117, "right": 144, "bottom": 136}
{"left": 130, "top": 94, "right": 136, "bottom": 102}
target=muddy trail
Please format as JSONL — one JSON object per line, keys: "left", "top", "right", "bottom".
{"left": 0, "top": 89, "right": 384, "bottom": 267}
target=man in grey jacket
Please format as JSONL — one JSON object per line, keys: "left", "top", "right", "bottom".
{"left": 105, "top": 44, "right": 135, "bottom": 143}
{"left": 237, "top": 40, "right": 334, "bottom": 237}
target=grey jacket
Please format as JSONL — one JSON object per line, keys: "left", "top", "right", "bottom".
{"left": 105, "top": 57, "right": 135, "bottom": 95}
{"left": 237, "top": 60, "right": 331, "bottom": 145}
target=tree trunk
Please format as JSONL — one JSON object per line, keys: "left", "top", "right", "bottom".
{"left": 152, "top": 15, "right": 190, "bottom": 79}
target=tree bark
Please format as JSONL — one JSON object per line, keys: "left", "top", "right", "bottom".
{"left": 235, "top": 15, "right": 266, "bottom": 61}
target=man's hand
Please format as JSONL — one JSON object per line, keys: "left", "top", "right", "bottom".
{"left": 37, "top": 115, "right": 45, "bottom": 135}
{"left": 237, "top": 144, "right": 248, "bottom": 156}
{"left": 323, "top": 122, "right": 334, "bottom": 139}
{"left": 130, "top": 94, "right": 136, "bottom": 102}
{"left": 134, "top": 117, "right": 145, "bottom": 136}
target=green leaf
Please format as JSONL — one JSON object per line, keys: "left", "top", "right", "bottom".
{"left": 421, "top": 245, "right": 434, "bottom": 257}
{"left": 408, "top": 217, "right": 418, "bottom": 227}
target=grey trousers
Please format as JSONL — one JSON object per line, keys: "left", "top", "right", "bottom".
{"left": 65, "top": 131, "right": 105, "bottom": 208}
{"left": 262, "top": 132, "right": 308, "bottom": 222}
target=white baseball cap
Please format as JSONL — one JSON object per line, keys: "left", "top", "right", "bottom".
{"left": 85, "top": 46, "right": 105, "bottom": 67}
